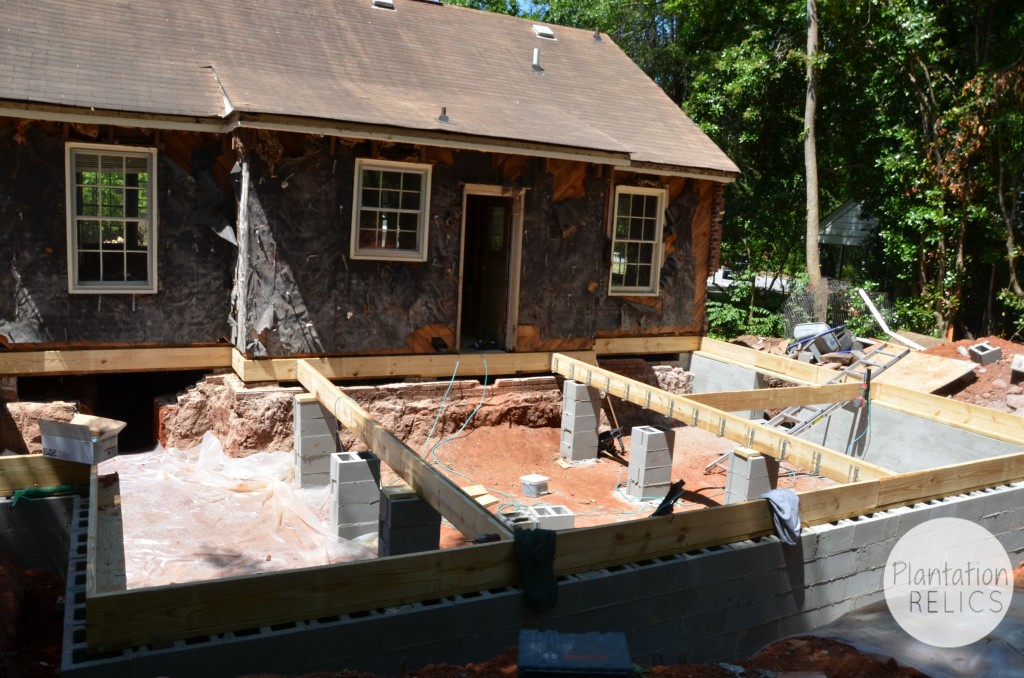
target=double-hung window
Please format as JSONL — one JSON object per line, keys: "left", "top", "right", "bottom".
{"left": 66, "top": 143, "right": 158, "bottom": 294}
{"left": 351, "top": 159, "right": 432, "bottom": 261}
{"left": 609, "top": 186, "right": 666, "bottom": 296}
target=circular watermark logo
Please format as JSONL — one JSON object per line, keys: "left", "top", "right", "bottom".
{"left": 884, "top": 517, "right": 1013, "bottom": 648}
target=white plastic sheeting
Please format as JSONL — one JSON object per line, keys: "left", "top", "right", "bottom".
{"left": 99, "top": 432, "right": 375, "bottom": 588}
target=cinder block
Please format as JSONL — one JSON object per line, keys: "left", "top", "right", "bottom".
{"left": 968, "top": 341, "right": 1002, "bottom": 365}
{"left": 297, "top": 434, "right": 338, "bottom": 457}
{"left": 560, "top": 432, "right": 598, "bottom": 461}
{"left": 295, "top": 469, "right": 330, "bottom": 487}
{"left": 563, "top": 380, "right": 600, "bottom": 403}
{"left": 334, "top": 480, "right": 382, "bottom": 505}
{"left": 532, "top": 505, "right": 575, "bottom": 530}
{"left": 336, "top": 521, "right": 377, "bottom": 541}
{"left": 380, "top": 485, "right": 442, "bottom": 526}
{"left": 843, "top": 567, "right": 883, "bottom": 599}
{"left": 330, "top": 451, "right": 382, "bottom": 485}
{"left": 562, "top": 395, "right": 600, "bottom": 417}
{"left": 627, "top": 479, "right": 670, "bottom": 500}
{"left": 628, "top": 463, "right": 672, "bottom": 487}
{"left": 851, "top": 513, "right": 896, "bottom": 545}
{"left": 498, "top": 510, "right": 539, "bottom": 531}
{"left": 804, "top": 550, "right": 858, "bottom": 585}
{"left": 723, "top": 451, "right": 773, "bottom": 504}
{"left": 332, "top": 501, "right": 380, "bottom": 527}
{"left": 561, "top": 411, "right": 598, "bottom": 432}
{"left": 632, "top": 425, "right": 675, "bottom": 453}
{"left": 854, "top": 539, "right": 895, "bottom": 571}
{"left": 813, "top": 520, "right": 857, "bottom": 557}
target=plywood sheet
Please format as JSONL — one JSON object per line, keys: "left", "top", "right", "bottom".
{"left": 873, "top": 350, "right": 976, "bottom": 392}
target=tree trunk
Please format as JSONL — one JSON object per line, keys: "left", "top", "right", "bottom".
{"left": 805, "top": 0, "right": 825, "bottom": 321}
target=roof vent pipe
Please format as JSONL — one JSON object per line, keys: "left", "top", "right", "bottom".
{"left": 532, "top": 48, "right": 543, "bottom": 72}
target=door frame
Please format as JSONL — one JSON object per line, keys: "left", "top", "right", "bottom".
{"left": 456, "top": 185, "right": 526, "bottom": 352}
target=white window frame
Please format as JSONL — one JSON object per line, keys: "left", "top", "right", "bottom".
{"left": 350, "top": 158, "right": 432, "bottom": 262}
{"left": 65, "top": 142, "right": 159, "bottom": 294}
{"left": 608, "top": 185, "right": 666, "bottom": 297}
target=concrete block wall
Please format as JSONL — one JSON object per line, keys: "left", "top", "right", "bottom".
{"left": 293, "top": 394, "right": 339, "bottom": 487}
{"left": 61, "top": 482, "right": 1024, "bottom": 677}
{"left": 801, "top": 399, "right": 1021, "bottom": 473}
{"left": 0, "top": 495, "right": 74, "bottom": 575}
{"left": 688, "top": 354, "right": 768, "bottom": 420}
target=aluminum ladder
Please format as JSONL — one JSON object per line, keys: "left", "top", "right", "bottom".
{"left": 762, "top": 343, "right": 911, "bottom": 436}
{"left": 702, "top": 343, "right": 910, "bottom": 475}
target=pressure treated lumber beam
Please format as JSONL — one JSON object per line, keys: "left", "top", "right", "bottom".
{"left": 84, "top": 447, "right": 1024, "bottom": 649}
{"left": 294, "top": 359, "right": 511, "bottom": 542}
{"left": 0, "top": 454, "right": 89, "bottom": 496}
{"left": 593, "top": 336, "right": 701, "bottom": 355}
{"left": 550, "top": 353, "right": 894, "bottom": 482}
{"left": 0, "top": 346, "right": 233, "bottom": 376}
{"left": 873, "top": 382, "right": 1024, "bottom": 446}
{"left": 695, "top": 337, "right": 831, "bottom": 385}
{"left": 686, "top": 383, "right": 863, "bottom": 413}
{"left": 236, "top": 350, "right": 597, "bottom": 383}
{"left": 87, "top": 470, "right": 126, "bottom": 597}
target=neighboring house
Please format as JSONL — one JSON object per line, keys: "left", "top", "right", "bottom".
{"left": 818, "top": 200, "right": 878, "bottom": 279}
{"left": 0, "top": 0, "right": 738, "bottom": 357}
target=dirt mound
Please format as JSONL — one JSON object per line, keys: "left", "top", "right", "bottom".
{"left": 923, "top": 336, "right": 1024, "bottom": 413}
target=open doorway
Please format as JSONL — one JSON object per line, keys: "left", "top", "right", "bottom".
{"left": 458, "top": 188, "right": 523, "bottom": 351}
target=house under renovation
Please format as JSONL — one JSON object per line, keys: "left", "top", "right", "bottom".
{"left": 0, "top": 1, "right": 1021, "bottom": 676}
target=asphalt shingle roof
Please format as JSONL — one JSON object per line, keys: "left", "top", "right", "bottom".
{"left": 0, "top": 0, "right": 738, "bottom": 176}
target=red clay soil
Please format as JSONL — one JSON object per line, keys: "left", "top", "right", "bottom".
{"left": 384, "top": 423, "right": 836, "bottom": 548}
{"left": 921, "top": 336, "right": 1024, "bottom": 411}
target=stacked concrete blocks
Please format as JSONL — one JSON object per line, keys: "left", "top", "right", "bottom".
{"left": 330, "top": 451, "right": 381, "bottom": 541}
{"left": 531, "top": 505, "right": 575, "bottom": 530}
{"left": 627, "top": 426, "right": 675, "bottom": 500}
{"left": 723, "top": 448, "right": 775, "bottom": 504}
{"left": 559, "top": 380, "right": 602, "bottom": 461}
{"left": 379, "top": 484, "right": 442, "bottom": 557}
{"left": 498, "top": 510, "right": 539, "bottom": 531}
{"left": 293, "top": 393, "right": 339, "bottom": 487}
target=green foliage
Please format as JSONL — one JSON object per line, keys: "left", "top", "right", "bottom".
{"left": 705, "top": 270, "right": 787, "bottom": 340}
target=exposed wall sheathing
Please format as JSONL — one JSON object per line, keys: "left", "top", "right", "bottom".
{"left": 236, "top": 132, "right": 718, "bottom": 356}
{"left": 0, "top": 119, "right": 235, "bottom": 346}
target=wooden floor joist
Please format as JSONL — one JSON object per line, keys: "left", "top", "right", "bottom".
{"left": 294, "top": 359, "right": 512, "bottom": 542}
{"left": 550, "top": 353, "right": 894, "bottom": 483}
{"left": 685, "top": 382, "right": 864, "bottom": 412}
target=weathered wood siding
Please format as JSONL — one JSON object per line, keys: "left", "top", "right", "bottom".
{"left": 0, "top": 119, "right": 235, "bottom": 347}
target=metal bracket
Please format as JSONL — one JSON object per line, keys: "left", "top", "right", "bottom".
{"left": 644, "top": 390, "right": 652, "bottom": 409}
{"left": 779, "top": 440, "right": 788, "bottom": 462}
{"left": 668, "top": 399, "right": 675, "bottom": 420}
{"left": 718, "top": 418, "right": 726, "bottom": 437}
{"left": 747, "top": 429, "right": 755, "bottom": 448}
{"left": 813, "top": 452, "right": 822, "bottom": 475}
{"left": 692, "top": 410, "right": 700, "bottom": 427}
